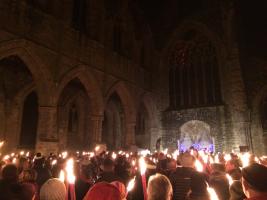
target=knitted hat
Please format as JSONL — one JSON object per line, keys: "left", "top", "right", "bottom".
{"left": 83, "top": 182, "right": 122, "bottom": 200}
{"left": 40, "top": 178, "right": 66, "bottom": 200}
{"left": 242, "top": 163, "right": 267, "bottom": 192}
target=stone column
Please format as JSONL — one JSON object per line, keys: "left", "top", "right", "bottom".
{"left": 125, "top": 121, "right": 136, "bottom": 147}
{"left": 90, "top": 114, "right": 103, "bottom": 145}
{"left": 35, "top": 106, "right": 59, "bottom": 155}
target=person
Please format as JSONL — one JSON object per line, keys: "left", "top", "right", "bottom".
{"left": 147, "top": 173, "right": 173, "bottom": 200}
{"left": 156, "top": 138, "right": 161, "bottom": 151}
{"left": 96, "top": 157, "right": 122, "bottom": 183}
{"left": 187, "top": 172, "right": 210, "bottom": 200}
{"left": 209, "top": 163, "right": 230, "bottom": 200}
{"left": 169, "top": 152, "right": 196, "bottom": 200}
{"left": 241, "top": 163, "right": 267, "bottom": 200}
{"left": 83, "top": 182, "right": 122, "bottom": 200}
{"left": 39, "top": 178, "right": 66, "bottom": 200}
{"left": 229, "top": 180, "right": 246, "bottom": 200}
{"left": 0, "top": 164, "right": 22, "bottom": 200}
{"left": 111, "top": 181, "right": 127, "bottom": 200}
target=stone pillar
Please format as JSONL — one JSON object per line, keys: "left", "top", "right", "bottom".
{"left": 35, "top": 106, "right": 59, "bottom": 155}
{"left": 125, "top": 121, "right": 136, "bottom": 147}
{"left": 90, "top": 115, "right": 103, "bottom": 145}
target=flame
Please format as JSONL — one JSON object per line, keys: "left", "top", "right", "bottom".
{"left": 254, "top": 156, "right": 259, "bottom": 163}
{"left": 241, "top": 153, "right": 250, "bottom": 168}
{"left": 11, "top": 153, "right": 15, "bottom": 157}
{"left": 62, "top": 151, "right": 68, "bottom": 159}
{"left": 52, "top": 160, "right": 57, "bottom": 166}
{"left": 132, "top": 160, "right": 136, "bottom": 166}
{"left": 195, "top": 159, "right": 204, "bottom": 172}
{"left": 127, "top": 176, "right": 136, "bottom": 192}
{"left": 112, "top": 152, "right": 117, "bottom": 160}
{"left": 215, "top": 155, "right": 219, "bottom": 163}
{"left": 95, "top": 146, "right": 100, "bottom": 151}
{"left": 224, "top": 154, "right": 231, "bottom": 162}
{"left": 139, "top": 157, "right": 147, "bottom": 175}
{"left": 65, "top": 158, "right": 76, "bottom": 184}
{"left": 172, "top": 150, "right": 179, "bottom": 160}
{"left": 207, "top": 187, "right": 219, "bottom": 200}
{"left": 163, "top": 148, "right": 168, "bottom": 155}
{"left": 0, "top": 141, "right": 4, "bottom": 148}
{"left": 126, "top": 153, "right": 129, "bottom": 158}
{"left": 12, "top": 157, "right": 17, "bottom": 164}
{"left": 26, "top": 152, "right": 30, "bottom": 157}
{"left": 226, "top": 174, "right": 233, "bottom": 185}
{"left": 3, "top": 155, "right": 10, "bottom": 160}
{"left": 59, "top": 170, "right": 65, "bottom": 182}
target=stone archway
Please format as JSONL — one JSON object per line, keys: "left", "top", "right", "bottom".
{"left": 56, "top": 66, "right": 104, "bottom": 148}
{"left": 104, "top": 81, "right": 136, "bottom": 147}
{"left": 179, "top": 120, "right": 214, "bottom": 152}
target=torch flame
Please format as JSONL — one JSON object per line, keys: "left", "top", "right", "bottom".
{"left": 139, "top": 157, "right": 147, "bottom": 175}
{"left": 127, "top": 176, "right": 136, "bottom": 192}
{"left": 241, "top": 153, "right": 250, "bottom": 168}
{"left": 207, "top": 187, "right": 219, "bottom": 200}
{"left": 0, "top": 141, "right": 4, "bottom": 148}
{"left": 52, "top": 160, "right": 57, "bottom": 166}
{"left": 65, "top": 158, "right": 76, "bottom": 184}
{"left": 195, "top": 159, "right": 204, "bottom": 172}
{"left": 226, "top": 174, "right": 233, "bottom": 185}
{"left": 59, "top": 170, "right": 65, "bottom": 182}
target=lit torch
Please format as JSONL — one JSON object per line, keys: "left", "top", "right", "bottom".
{"left": 126, "top": 176, "right": 136, "bottom": 196}
{"left": 139, "top": 157, "right": 147, "bottom": 200}
{"left": 65, "top": 158, "right": 76, "bottom": 200}
{"left": 195, "top": 159, "right": 204, "bottom": 172}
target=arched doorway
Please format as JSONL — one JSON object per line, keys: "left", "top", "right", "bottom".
{"left": 0, "top": 55, "right": 38, "bottom": 149}
{"left": 19, "top": 91, "right": 38, "bottom": 149}
{"left": 179, "top": 120, "right": 214, "bottom": 152}
{"left": 102, "top": 92, "right": 125, "bottom": 150}
{"left": 57, "top": 78, "right": 90, "bottom": 150}
{"left": 135, "top": 102, "right": 150, "bottom": 149}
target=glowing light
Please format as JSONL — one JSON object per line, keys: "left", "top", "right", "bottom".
{"left": 59, "top": 170, "right": 65, "bottom": 182}
{"left": 11, "top": 153, "right": 15, "bottom": 157}
{"left": 132, "top": 160, "right": 136, "bottom": 166}
{"left": 163, "top": 148, "right": 168, "bottom": 155}
{"left": 65, "top": 158, "right": 76, "bottom": 184}
{"left": 127, "top": 176, "right": 136, "bottom": 192}
{"left": 207, "top": 187, "right": 219, "bottom": 200}
{"left": 254, "top": 156, "right": 259, "bottom": 163}
{"left": 112, "top": 152, "right": 117, "bottom": 160}
{"left": 126, "top": 153, "right": 129, "bottom": 158}
{"left": 195, "top": 159, "right": 204, "bottom": 172}
{"left": 95, "top": 146, "right": 100, "bottom": 152}
{"left": 224, "top": 154, "right": 231, "bottom": 162}
{"left": 215, "top": 155, "right": 220, "bottom": 163}
{"left": 139, "top": 157, "right": 147, "bottom": 175}
{"left": 3, "top": 155, "right": 10, "bottom": 160}
{"left": 20, "top": 151, "right": 25, "bottom": 156}
{"left": 241, "top": 153, "right": 250, "bottom": 168}
{"left": 26, "top": 152, "right": 30, "bottom": 157}
{"left": 0, "top": 141, "right": 4, "bottom": 148}
{"left": 52, "top": 160, "right": 57, "bottom": 166}
{"left": 172, "top": 150, "right": 179, "bottom": 160}
{"left": 140, "top": 149, "right": 150, "bottom": 157}
{"left": 62, "top": 151, "right": 68, "bottom": 159}
{"left": 226, "top": 174, "right": 233, "bottom": 185}
{"left": 12, "top": 157, "right": 16, "bottom": 164}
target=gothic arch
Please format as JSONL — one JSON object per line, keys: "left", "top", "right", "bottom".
{"left": 56, "top": 66, "right": 104, "bottom": 115}
{"left": 162, "top": 20, "right": 226, "bottom": 61}
{"left": 105, "top": 81, "right": 136, "bottom": 122}
{"left": 0, "top": 39, "right": 54, "bottom": 105}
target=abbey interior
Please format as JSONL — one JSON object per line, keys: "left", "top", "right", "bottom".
{"left": 0, "top": 0, "right": 266, "bottom": 155}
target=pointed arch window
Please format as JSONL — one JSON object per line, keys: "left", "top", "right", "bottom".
{"left": 169, "top": 33, "right": 222, "bottom": 109}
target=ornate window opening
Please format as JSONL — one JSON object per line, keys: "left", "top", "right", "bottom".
{"left": 169, "top": 32, "right": 222, "bottom": 109}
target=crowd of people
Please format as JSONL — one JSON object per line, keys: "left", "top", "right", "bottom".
{"left": 0, "top": 146, "right": 267, "bottom": 200}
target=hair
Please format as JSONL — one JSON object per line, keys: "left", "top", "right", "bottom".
{"left": 179, "top": 153, "right": 195, "bottom": 168}
{"left": 2, "top": 164, "right": 18, "bottom": 182}
{"left": 147, "top": 173, "right": 173, "bottom": 200}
